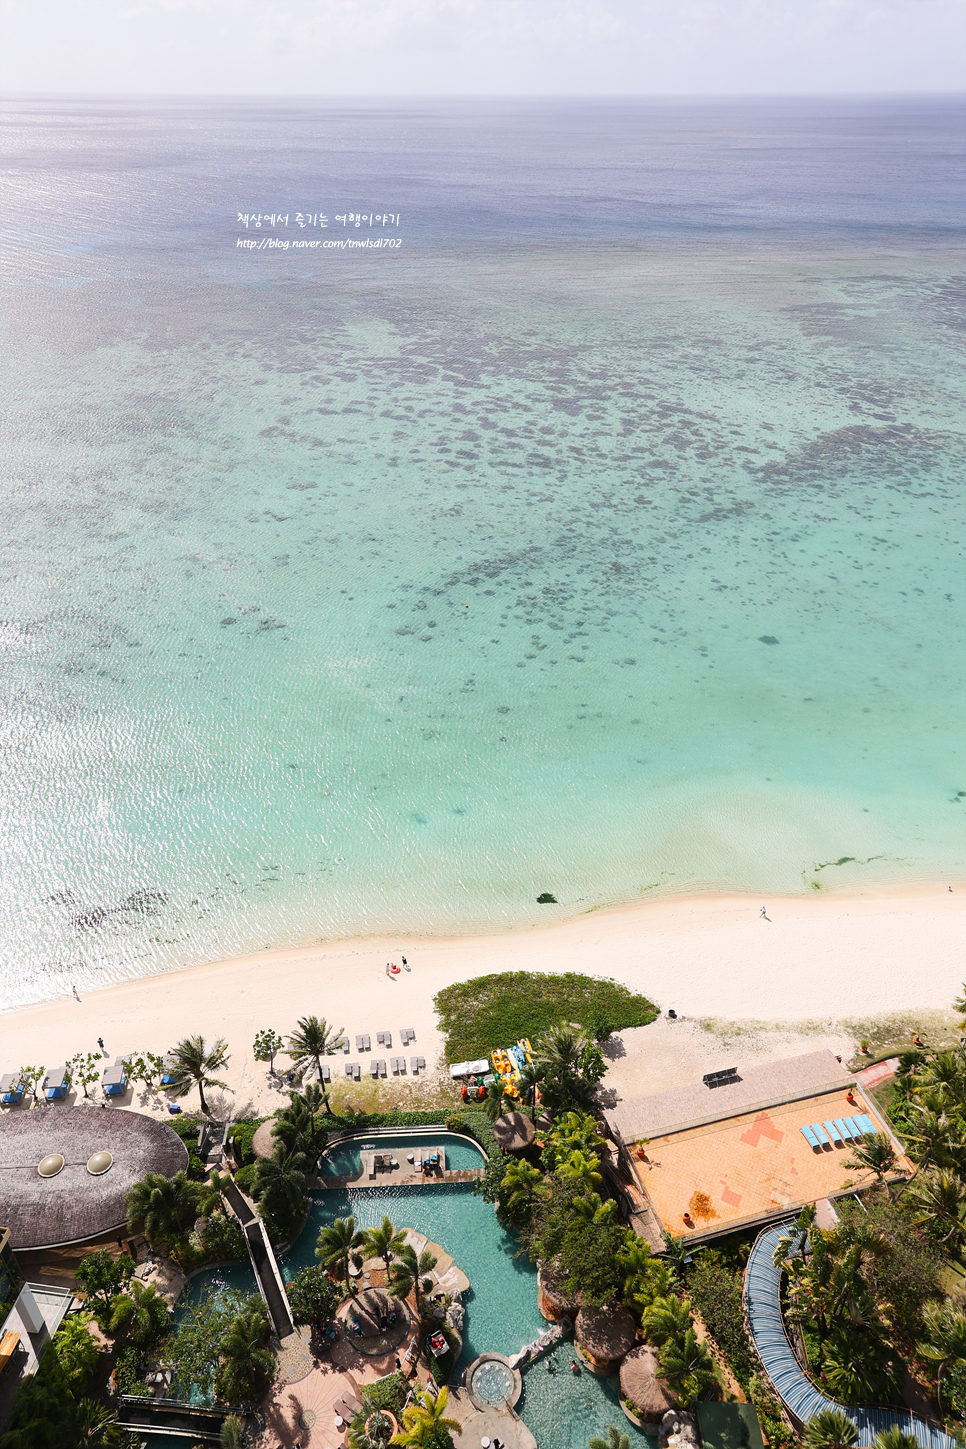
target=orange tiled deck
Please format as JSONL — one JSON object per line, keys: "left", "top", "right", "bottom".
{"left": 630, "top": 1089, "right": 908, "bottom": 1240}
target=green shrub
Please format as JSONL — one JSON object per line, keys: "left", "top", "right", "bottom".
{"left": 434, "top": 971, "right": 658, "bottom": 1062}
{"left": 114, "top": 1342, "right": 151, "bottom": 1397}
{"left": 233, "top": 1162, "right": 257, "bottom": 1193}
{"left": 445, "top": 1113, "right": 467, "bottom": 1133}
{"left": 286, "top": 1265, "right": 340, "bottom": 1326}
{"left": 361, "top": 1370, "right": 408, "bottom": 1416}
{"left": 688, "top": 1258, "right": 757, "bottom": 1389}
{"left": 227, "top": 1118, "right": 264, "bottom": 1165}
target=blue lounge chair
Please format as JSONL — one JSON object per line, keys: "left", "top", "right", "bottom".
{"left": 833, "top": 1117, "right": 855, "bottom": 1141}
{"left": 800, "top": 1125, "right": 820, "bottom": 1149}
{"left": 42, "top": 1066, "right": 69, "bottom": 1100}
{"left": 842, "top": 1115, "right": 862, "bottom": 1137}
{"left": 0, "top": 1073, "right": 24, "bottom": 1106}
{"left": 810, "top": 1123, "right": 830, "bottom": 1147}
{"left": 823, "top": 1120, "right": 843, "bottom": 1145}
{"left": 855, "top": 1113, "right": 876, "bottom": 1136}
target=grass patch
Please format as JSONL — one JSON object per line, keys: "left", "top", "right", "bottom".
{"left": 434, "top": 971, "right": 659, "bottom": 1062}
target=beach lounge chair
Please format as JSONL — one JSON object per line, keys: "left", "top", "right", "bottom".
{"left": 370, "top": 1060, "right": 379, "bottom": 1078}
{"left": 43, "top": 1065, "right": 69, "bottom": 1100}
{"left": 856, "top": 1113, "right": 876, "bottom": 1136}
{"left": 377, "top": 1060, "right": 387, "bottom": 1078}
{"left": 834, "top": 1117, "right": 855, "bottom": 1141}
{"left": 800, "top": 1125, "right": 820, "bottom": 1148}
{"left": 413, "top": 1151, "right": 422, "bottom": 1171}
{"left": 355, "top": 1035, "right": 365, "bottom": 1051}
{"left": 810, "top": 1123, "right": 830, "bottom": 1147}
{"left": 341, "top": 1037, "right": 350, "bottom": 1052}
{"left": 320, "top": 1064, "right": 331, "bottom": 1083}
{"left": 415, "top": 1056, "right": 426, "bottom": 1072}
{"left": 373, "top": 1153, "right": 383, "bottom": 1171}
{"left": 0, "top": 1073, "right": 24, "bottom": 1106}
{"left": 353, "top": 1063, "right": 360, "bottom": 1081}
{"left": 403, "top": 1027, "right": 416, "bottom": 1044}
{"left": 381, "top": 1031, "right": 392, "bottom": 1047}
{"left": 160, "top": 1053, "right": 178, "bottom": 1086}
{"left": 345, "top": 1061, "right": 354, "bottom": 1077}
{"left": 842, "top": 1115, "right": 862, "bottom": 1137}
{"left": 362, "top": 1034, "right": 371, "bottom": 1051}
{"left": 823, "top": 1120, "right": 843, "bottom": 1145}
{"left": 102, "top": 1058, "right": 128, "bottom": 1097}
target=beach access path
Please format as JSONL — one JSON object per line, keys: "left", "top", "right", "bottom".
{"left": 0, "top": 887, "right": 962, "bottom": 1124}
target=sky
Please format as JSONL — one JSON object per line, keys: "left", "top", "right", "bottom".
{"left": 1, "top": 0, "right": 965, "bottom": 95}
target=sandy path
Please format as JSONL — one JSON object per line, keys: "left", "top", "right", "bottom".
{"left": 0, "top": 887, "right": 962, "bottom": 1122}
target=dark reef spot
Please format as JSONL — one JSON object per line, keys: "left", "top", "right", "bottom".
{"left": 220, "top": 617, "right": 236, "bottom": 627}
{"left": 758, "top": 635, "right": 779, "bottom": 645}
{"left": 537, "top": 892, "right": 558, "bottom": 904}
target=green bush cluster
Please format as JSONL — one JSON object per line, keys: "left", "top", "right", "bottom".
{"left": 114, "top": 1342, "right": 151, "bottom": 1397}
{"left": 434, "top": 970, "right": 658, "bottom": 1062}
{"left": 227, "top": 1118, "right": 265, "bottom": 1165}
{"left": 688, "top": 1258, "right": 757, "bottom": 1386}
{"left": 286, "top": 1264, "right": 340, "bottom": 1326}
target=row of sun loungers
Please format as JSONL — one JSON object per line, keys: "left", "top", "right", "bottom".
{"left": 1, "top": 1057, "right": 131, "bottom": 1105}
{"left": 345, "top": 1056, "right": 425, "bottom": 1080}
{"left": 800, "top": 1114, "right": 877, "bottom": 1151}
{"left": 353, "top": 1029, "right": 416, "bottom": 1052}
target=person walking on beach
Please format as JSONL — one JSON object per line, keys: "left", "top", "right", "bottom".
{"left": 97, "top": 1036, "right": 105, "bottom": 1051}
{"left": 72, "top": 983, "right": 80, "bottom": 1001}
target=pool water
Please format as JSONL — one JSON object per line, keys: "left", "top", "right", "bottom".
{"left": 472, "top": 1359, "right": 515, "bottom": 1406}
{"left": 519, "top": 1342, "right": 657, "bottom": 1448}
{"left": 320, "top": 1130, "right": 486, "bottom": 1177}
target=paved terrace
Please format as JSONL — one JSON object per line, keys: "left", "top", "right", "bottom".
{"left": 604, "top": 1049, "right": 854, "bottom": 1145}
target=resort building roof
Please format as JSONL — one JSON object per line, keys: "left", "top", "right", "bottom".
{"left": 604, "top": 1049, "right": 853, "bottom": 1144}
{"left": 0, "top": 1106, "right": 187, "bottom": 1250}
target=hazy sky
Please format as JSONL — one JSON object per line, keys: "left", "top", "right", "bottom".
{"left": 2, "top": 0, "right": 965, "bottom": 95}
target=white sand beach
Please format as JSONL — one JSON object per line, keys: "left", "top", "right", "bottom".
{"left": 0, "top": 887, "right": 962, "bottom": 1123}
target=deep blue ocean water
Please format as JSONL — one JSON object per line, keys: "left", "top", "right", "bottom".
{"left": 0, "top": 97, "right": 964, "bottom": 1006}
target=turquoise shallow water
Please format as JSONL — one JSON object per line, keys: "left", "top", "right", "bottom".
{"left": 0, "top": 98, "right": 964, "bottom": 1006}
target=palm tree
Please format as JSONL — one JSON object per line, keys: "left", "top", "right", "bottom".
{"left": 363, "top": 1215, "right": 407, "bottom": 1277}
{"left": 589, "top": 1430, "right": 630, "bottom": 1449}
{"left": 482, "top": 1078, "right": 511, "bottom": 1123}
{"left": 388, "top": 1243, "right": 437, "bottom": 1315}
{"left": 273, "top": 1099, "right": 312, "bottom": 1158}
{"left": 216, "top": 1301, "right": 274, "bottom": 1403}
{"left": 219, "top": 1417, "right": 246, "bottom": 1449}
{"left": 390, "top": 1385, "right": 461, "bottom": 1446}
{"left": 533, "top": 1023, "right": 598, "bottom": 1113}
{"left": 658, "top": 1326, "right": 716, "bottom": 1400}
{"left": 556, "top": 1147, "right": 602, "bottom": 1188}
{"left": 659, "top": 1230, "right": 704, "bottom": 1283}
{"left": 74, "top": 1398, "right": 130, "bottom": 1446}
{"left": 500, "top": 1159, "right": 544, "bottom": 1220}
{"left": 843, "top": 1131, "right": 898, "bottom": 1184}
{"left": 822, "top": 1331, "right": 895, "bottom": 1405}
{"left": 292, "top": 1080, "right": 330, "bottom": 1134}
{"left": 773, "top": 1202, "right": 816, "bottom": 1268}
{"left": 518, "top": 1058, "right": 545, "bottom": 1121}
{"left": 918, "top": 1301, "right": 966, "bottom": 1413}
{"left": 906, "top": 1169, "right": 966, "bottom": 1247}
{"left": 316, "top": 1215, "right": 364, "bottom": 1288}
{"left": 642, "top": 1294, "right": 693, "bottom": 1348}
{"left": 803, "top": 1410, "right": 859, "bottom": 1449}
{"left": 285, "top": 1015, "right": 345, "bottom": 1086}
{"left": 572, "top": 1191, "right": 617, "bottom": 1225}
{"left": 253, "top": 1144, "right": 308, "bottom": 1229}
{"left": 108, "top": 1280, "right": 171, "bottom": 1347}
{"left": 126, "top": 1170, "right": 201, "bottom": 1241}
{"left": 164, "top": 1035, "right": 230, "bottom": 1115}
{"left": 873, "top": 1432, "right": 920, "bottom": 1449}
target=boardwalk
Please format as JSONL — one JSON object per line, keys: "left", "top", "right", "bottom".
{"left": 744, "top": 1221, "right": 958, "bottom": 1449}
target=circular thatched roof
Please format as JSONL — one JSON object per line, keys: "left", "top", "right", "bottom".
{"left": 575, "top": 1303, "right": 637, "bottom": 1363}
{"left": 620, "top": 1345, "right": 678, "bottom": 1421}
{"left": 492, "top": 1112, "right": 536, "bottom": 1151}
{"left": 0, "top": 1106, "right": 187, "bottom": 1249}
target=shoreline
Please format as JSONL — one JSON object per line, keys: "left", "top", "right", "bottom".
{"left": 0, "top": 884, "right": 963, "bottom": 1124}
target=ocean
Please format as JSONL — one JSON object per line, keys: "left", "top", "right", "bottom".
{"left": 0, "top": 96, "right": 964, "bottom": 1008}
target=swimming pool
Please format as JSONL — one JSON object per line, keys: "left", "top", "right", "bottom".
{"left": 319, "top": 1129, "right": 487, "bottom": 1177}
{"left": 180, "top": 1184, "right": 653, "bottom": 1447}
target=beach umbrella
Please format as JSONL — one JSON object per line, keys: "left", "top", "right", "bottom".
{"left": 575, "top": 1303, "right": 637, "bottom": 1368}
{"left": 619, "top": 1345, "right": 678, "bottom": 1421}
{"left": 492, "top": 1111, "right": 536, "bottom": 1151}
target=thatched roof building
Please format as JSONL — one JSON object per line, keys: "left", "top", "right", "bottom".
{"left": 492, "top": 1112, "right": 536, "bottom": 1152}
{"left": 620, "top": 1345, "right": 678, "bottom": 1422}
{"left": 0, "top": 1106, "right": 187, "bottom": 1249}
{"left": 575, "top": 1303, "right": 637, "bottom": 1370}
